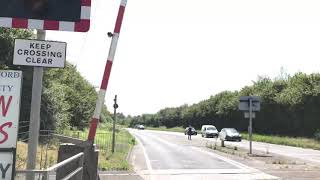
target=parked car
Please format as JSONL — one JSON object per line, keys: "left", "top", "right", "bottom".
{"left": 219, "top": 128, "right": 242, "bottom": 141}
{"left": 184, "top": 127, "right": 197, "bottom": 135}
{"left": 135, "top": 124, "right": 145, "bottom": 130}
{"left": 201, "top": 125, "right": 219, "bottom": 138}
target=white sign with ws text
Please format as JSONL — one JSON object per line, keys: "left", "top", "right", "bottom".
{"left": 0, "top": 153, "right": 13, "bottom": 180}
{"left": 0, "top": 70, "right": 22, "bottom": 148}
{"left": 13, "top": 39, "right": 66, "bottom": 68}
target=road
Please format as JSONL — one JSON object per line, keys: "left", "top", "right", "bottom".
{"left": 128, "top": 129, "right": 278, "bottom": 180}
{"left": 134, "top": 130, "right": 320, "bottom": 166}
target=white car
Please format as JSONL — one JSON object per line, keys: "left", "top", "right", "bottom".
{"left": 201, "top": 125, "right": 219, "bottom": 138}
{"left": 219, "top": 128, "right": 242, "bottom": 141}
{"left": 136, "top": 125, "right": 145, "bottom": 130}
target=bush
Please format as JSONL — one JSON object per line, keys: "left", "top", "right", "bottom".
{"left": 315, "top": 130, "right": 320, "bottom": 141}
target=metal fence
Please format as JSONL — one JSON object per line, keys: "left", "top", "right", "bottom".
{"left": 62, "top": 130, "right": 130, "bottom": 154}
{"left": 14, "top": 128, "right": 131, "bottom": 178}
{"left": 15, "top": 152, "right": 84, "bottom": 180}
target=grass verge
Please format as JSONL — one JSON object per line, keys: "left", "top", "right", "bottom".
{"left": 241, "top": 133, "right": 320, "bottom": 150}
{"left": 145, "top": 126, "right": 185, "bottom": 133}
{"left": 64, "top": 126, "right": 135, "bottom": 171}
{"left": 16, "top": 141, "right": 58, "bottom": 170}
{"left": 97, "top": 130, "right": 135, "bottom": 171}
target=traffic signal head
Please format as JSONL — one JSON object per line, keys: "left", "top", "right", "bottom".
{"left": 0, "top": 0, "right": 91, "bottom": 32}
{"left": 0, "top": 0, "right": 81, "bottom": 22}
{"left": 24, "top": 0, "right": 49, "bottom": 18}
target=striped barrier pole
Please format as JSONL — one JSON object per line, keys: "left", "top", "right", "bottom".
{"left": 87, "top": 0, "right": 127, "bottom": 142}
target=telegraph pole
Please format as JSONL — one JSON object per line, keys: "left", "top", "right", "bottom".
{"left": 27, "top": 29, "right": 45, "bottom": 180}
{"left": 112, "top": 95, "right": 118, "bottom": 153}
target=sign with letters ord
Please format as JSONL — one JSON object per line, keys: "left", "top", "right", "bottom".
{"left": 0, "top": 70, "right": 22, "bottom": 148}
{"left": 0, "top": 153, "right": 13, "bottom": 180}
{"left": 13, "top": 39, "right": 66, "bottom": 68}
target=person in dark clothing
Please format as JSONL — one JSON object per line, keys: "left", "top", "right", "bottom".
{"left": 187, "top": 126, "right": 192, "bottom": 140}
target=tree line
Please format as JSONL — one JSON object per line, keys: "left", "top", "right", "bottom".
{"left": 0, "top": 28, "right": 112, "bottom": 133}
{"left": 129, "top": 72, "right": 320, "bottom": 137}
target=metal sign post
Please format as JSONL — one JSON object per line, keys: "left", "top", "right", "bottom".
{"left": 26, "top": 30, "right": 45, "bottom": 180}
{"left": 239, "top": 96, "right": 261, "bottom": 155}
{"left": 249, "top": 98, "right": 253, "bottom": 154}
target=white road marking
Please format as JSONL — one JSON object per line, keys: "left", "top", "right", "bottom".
{"left": 191, "top": 146, "right": 257, "bottom": 171}
{"left": 139, "top": 169, "right": 255, "bottom": 175}
{"left": 132, "top": 131, "right": 153, "bottom": 171}
{"left": 99, "top": 173, "right": 137, "bottom": 176}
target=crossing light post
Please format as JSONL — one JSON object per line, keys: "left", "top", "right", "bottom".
{"left": 112, "top": 95, "right": 118, "bottom": 153}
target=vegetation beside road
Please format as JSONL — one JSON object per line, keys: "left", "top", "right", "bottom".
{"left": 1, "top": 28, "right": 113, "bottom": 134}
{"left": 241, "top": 133, "right": 320, "bottom": 150}
{"left": 128, "top": 72, "right": 320, "bottom": 138}
{"left": 16, "top": 141, "right": 58, "bottom": 170}
{"left": 64, "top": 124, "right": 135, "bottom": 170}
{"left": 145, "top": 126, "right": 185, "bottom": 133}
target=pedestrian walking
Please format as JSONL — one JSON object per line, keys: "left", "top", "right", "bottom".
{"left": 187, "top": 126, "right": 192, "bottom": 140}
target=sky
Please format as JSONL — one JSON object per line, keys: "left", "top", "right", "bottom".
{"left": 46, "top": 0, "right": 320, "bottom": 116}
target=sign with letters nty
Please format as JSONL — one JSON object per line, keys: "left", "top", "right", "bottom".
{"left": 0, "top": 70, "right": 22, "bottom": 148}
{"left": 13, "top": 39, "right": 66, "bottom": 68}
{"left": 0, "top": 153, "right": 13, "bottom": 180}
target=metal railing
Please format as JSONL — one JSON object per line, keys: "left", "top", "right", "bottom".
{"left": 62, "top": 130, "right": 130, "bottom": 154}
{"left": 16, "top": 152, "right": 84, "bottom": 180}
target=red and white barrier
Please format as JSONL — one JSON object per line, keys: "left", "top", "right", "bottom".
{"left": 87, "top": 0, "right": 127, "bottom": 141}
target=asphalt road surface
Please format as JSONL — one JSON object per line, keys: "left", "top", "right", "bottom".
{"left": 129, "top": 129, "right": 278, "bottom": 180}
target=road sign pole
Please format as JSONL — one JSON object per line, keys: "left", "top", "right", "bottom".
{"left": 87, "top": 0, "right": 128, "bottom": 142}
{"left": 249, "top": 98, "right": 253, "bottom": 155}
{"left": 26, "top": 30, "right": 45, "bottom": 180}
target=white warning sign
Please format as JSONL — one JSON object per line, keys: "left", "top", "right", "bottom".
{"left": 13, "top": 39, "right": 66, "bottom": 68}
